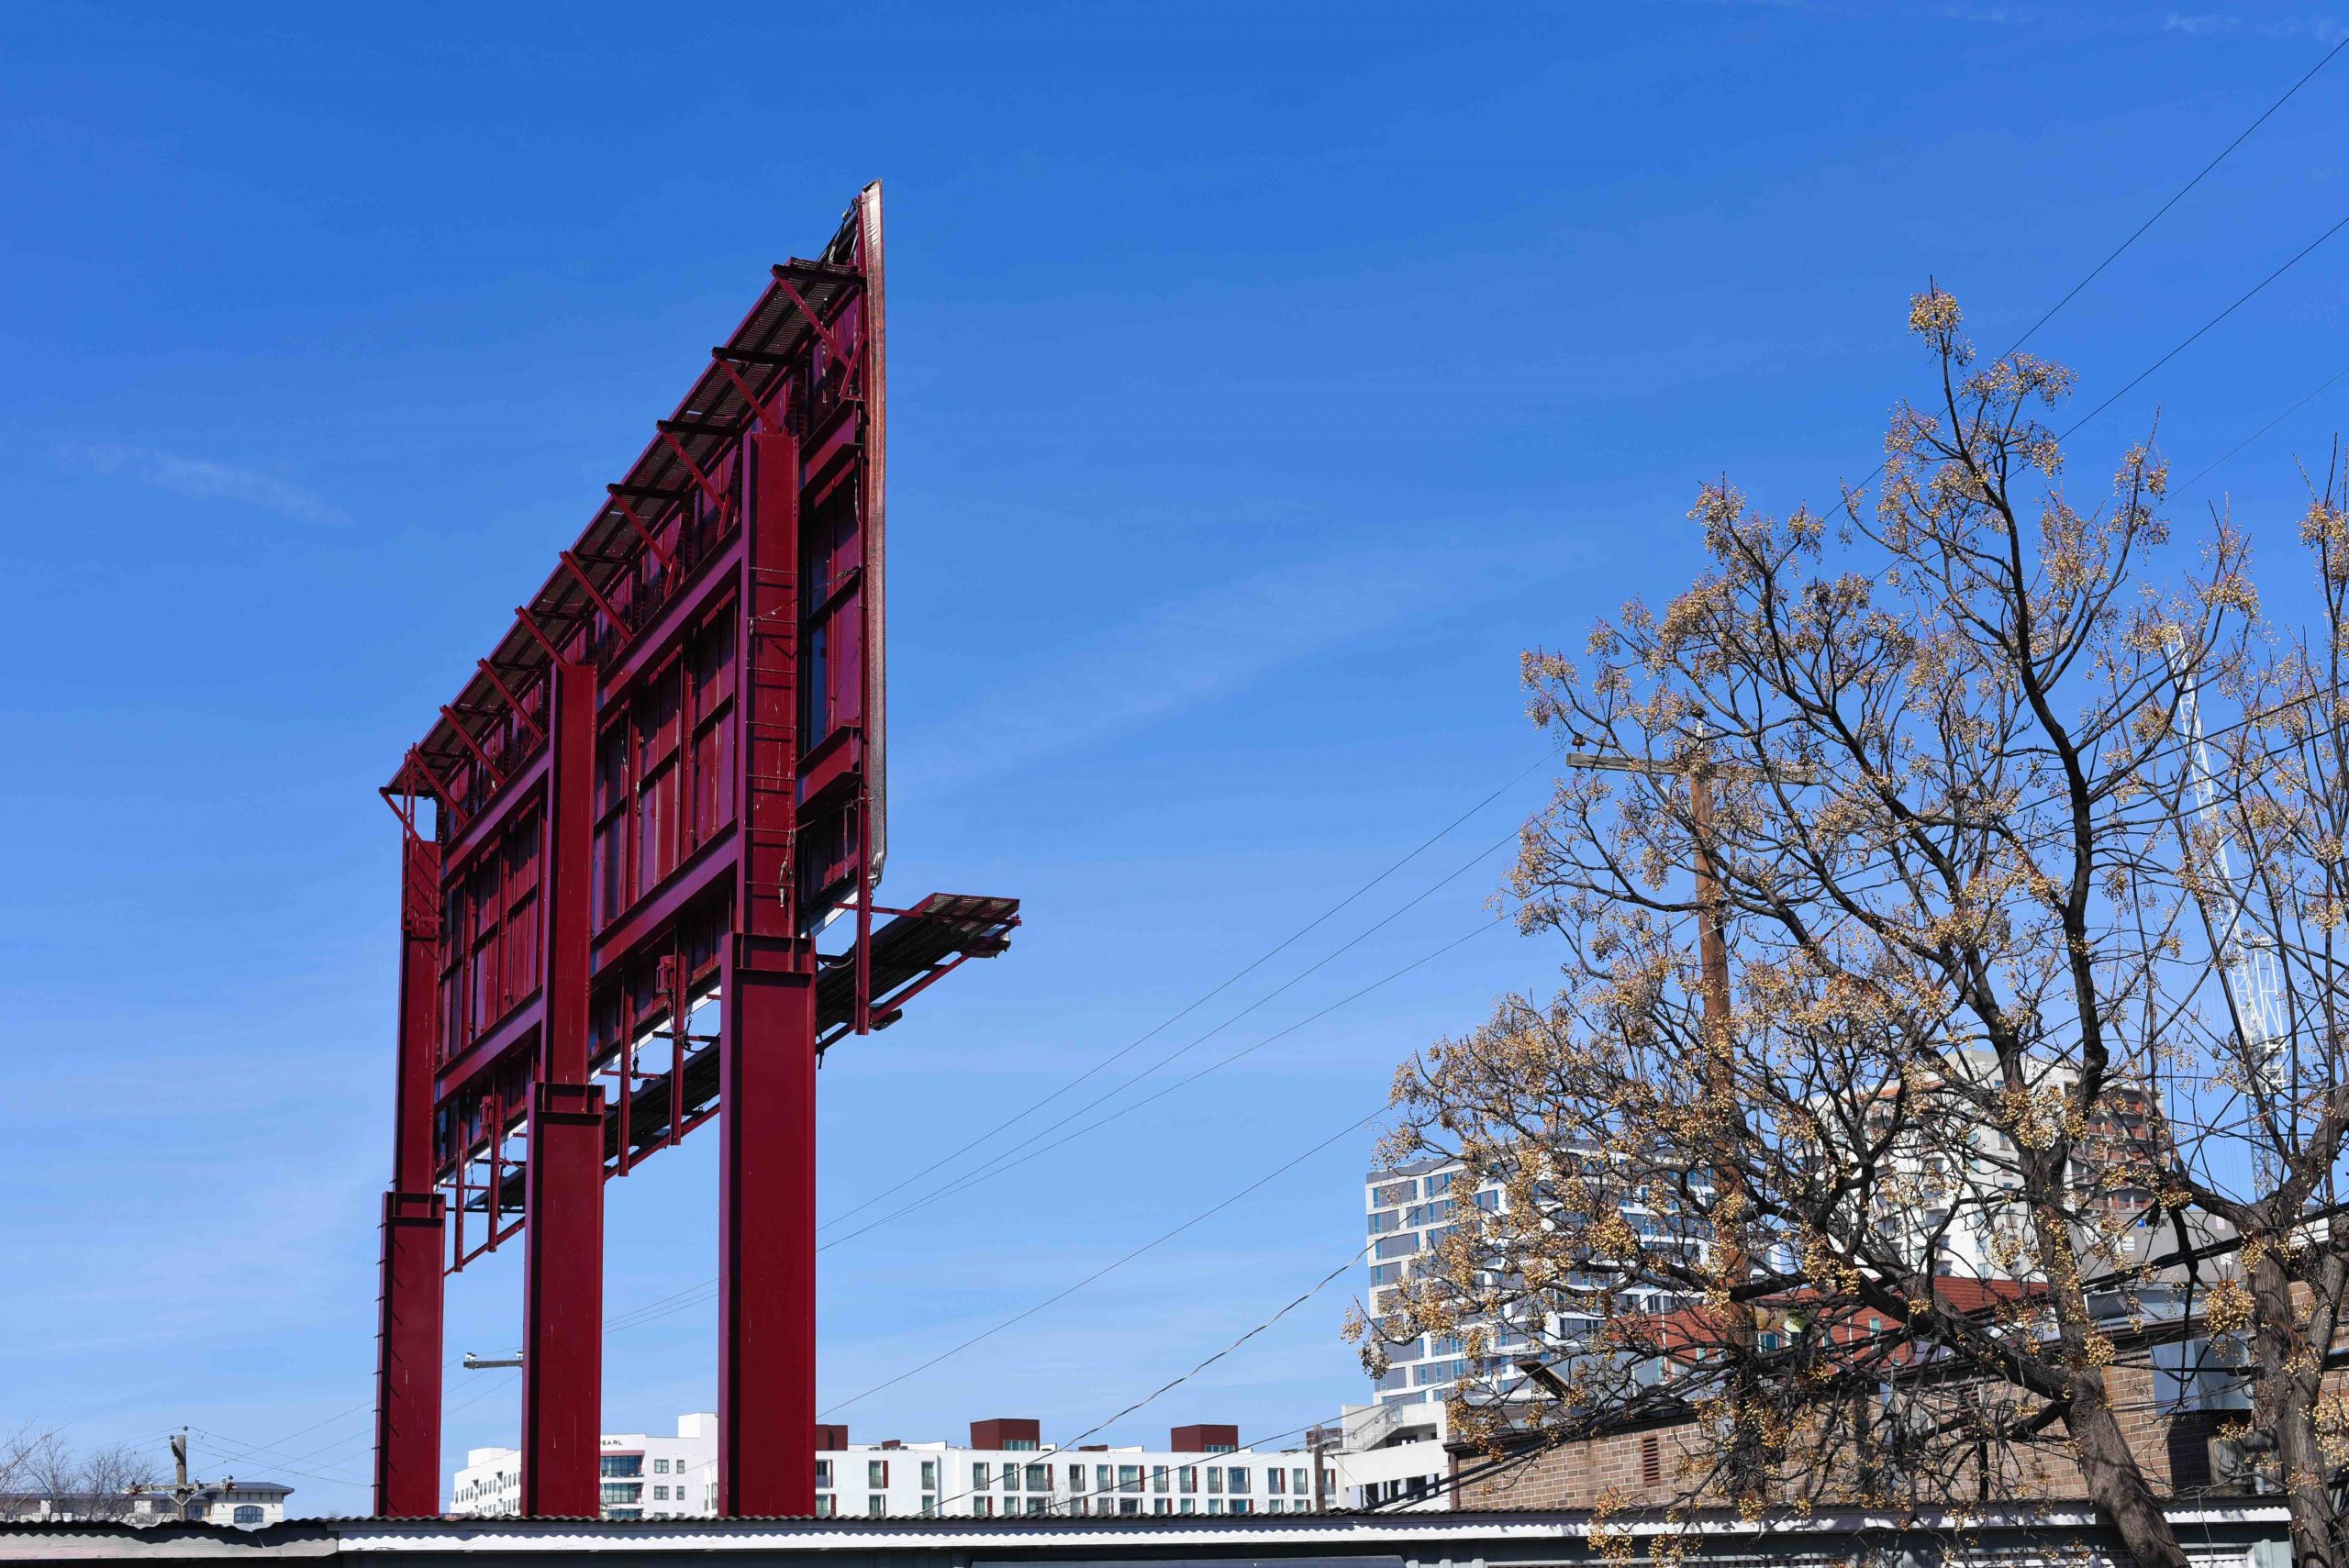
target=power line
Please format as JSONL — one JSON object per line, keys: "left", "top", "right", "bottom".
{"left": 593, "top": 914, "right": 1507, "bottom": 1343}
{"left": 2175, "top": 360, "right": 2349, "bottom": 496}
{"left": 917, "top": 1261, "right": 1372, "bottom": 1517}
{"left": 2057, "top": 208, "right": 2349, "bottom": 443}
{"left": 815, "top": 834, "right": 1518, "bottom": 1251}
{"left": 818, "top": 1106, "right": 1384, "bottom": 1418}
{"left": 816, "top": 748, "right": 1559, "bottom": 1234}
{"left": 814, "top": 917, "right": 1498, "bottom": 1251}
{"left": 184, "top": 1426, "right": 371, "bottom": 1491}
{"left": 1046, "top": 1244, "right": 1375, "bottom": 1454}
{"left": 1813, "top": 28, "right": 2349, "bottom": 525}
{"left": 2000, "top": 34, "right": 2349, "bottom": 360}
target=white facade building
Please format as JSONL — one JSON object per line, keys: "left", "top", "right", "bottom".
{"left": 1364, "top": 1156, "right": 1706, "bottom": 1408}
{"left": 451, "top": 1415, "right": 1448, "bottom": 1518}
{"left": 125, "top": 1483, "right": 291, "bottom": 1530}
{"left": 453, "top": 1414, "right": 718, "bottom": 1519}
{"left": 1329, "top": 1401, "right": 1450, "bottom": 1511}
{"left": 1838, "top": 1051, "right": 2167, "bottom": 1284}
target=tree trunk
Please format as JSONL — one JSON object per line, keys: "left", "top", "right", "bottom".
{"left": 2067, "top": 1376, "right": 2191, "bottom": 1568}
{"left": 2250, "top": 1251, "right": 2338, "bottom": 1568}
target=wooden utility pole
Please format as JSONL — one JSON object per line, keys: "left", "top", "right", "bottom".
{"left": 1559, "top": 750, "right": 1815, "bottom": 1487}
{"left": 158, "top": 1431, "right": 225, "bottom": 1524}
{"left": 1685, "top": 766, "right": 1751, "bottom": 1357}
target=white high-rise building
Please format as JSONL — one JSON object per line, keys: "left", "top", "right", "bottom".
{"left": 1364, "top": 1155, "right": 1705, "bottom": 1407}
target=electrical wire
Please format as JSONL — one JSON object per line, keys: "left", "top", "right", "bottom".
{"left": 2056, "top": 208, "right": 2349, "bottom": 443}
{"left": 1999, "top": 33, "right": 2349, "bottom": 360}
{"left": 816, "top": 748, "right": 1560, "bottom": 1233}
{"left": 915, "top": 1257, "right": 1373, "bottom": 1517}
{"left": 818, "top": 1106, "right": 1386, "bottom": 1418}
{"left": 816, "top": 824, "right": 1520, "bottom": 1240}
{"left": 815, "top": 918, "right": 1498, "bottom": 1250}
{"left": 2175, "top": 359, "right": 2349, "bottom": 497}
{"left": 593, "top": 912, "right": 1511, "bottom": 1341}
{"left": 184, "top": 1426, "right": 372, "bottom": 1491}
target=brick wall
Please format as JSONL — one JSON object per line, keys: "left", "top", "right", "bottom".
{"left": 1456, "top": 1361, "right": 2245, "bottom": 1512}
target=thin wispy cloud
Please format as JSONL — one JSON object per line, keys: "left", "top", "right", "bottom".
{"left": 67, "top": 443, "right": 351, "bottom": 527}
{"left": 2164, "top": 11, "right": 2241, "bottom": 32}
{"left": 2257, "top": 15, "right": 2349, "bottom": 39}
{"left": 905, "top": 547, "right": 1535, "bottom": 788}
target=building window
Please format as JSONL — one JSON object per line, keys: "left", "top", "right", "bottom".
{"left": 974, "top": 1496, "right": 993, "bottom": 1517}
{"left": 1066, "top": 1463, "right": 1085, "bottom": 1491}
{"left": 1153, "top": 1498, "right": 1169, "bottom": 1515}
{"left": 1119, "top": 1497, "right": 1140, "bottom": 1516}
{"left": 1230, "top": 1498, "right": 1252, "bottom": 1515}
{"left": 1027, "top": 1497, "right": 1047, "bottom": 1515}
{"left": 232, "top": 1506, "right": 263, "bottom": 1526}
{"left": 1294, "top": 1468, "right": 1309, "bottom": 1494}
{"left": 1178, "top": 1466, "right": 1197, "bottom": 1493}
{"left": 1096, "top": 1464, "right": 1111, "bottom": 1493}
{"left": 923, "top": 1460, "right": 938, "bottom": 1489}
{"left": 1180, "top": 1498, "right": 1196, "bottom": 1514}
{"left": 816, "top": 1461, "right": 831, "bottom": 1488}
{"left": 1151, "top": 1465, "right": 1169, "bottom": 1493}
{"left": 600, "top": 1483, "right": 642, "bottom": 1505}
{"left": 600, "top": 1454, "right": 643, "bottom": 1478}
{"left": 1118, "top": 1464, "right": 1141, "bottom": 1493}
{"left": 1227, "top": 1467, "right": 1249, "bottom": 1494}
{"left": 974, "top": 1462, "right": 991, "bottom": 1489}
{"left": 1026, "top": 1463, "right": 1048, "bottom": 1491}
{"left": 921, "top": 1496, "right": 936, "bottom": 1517}
{"left": 817, "top": 1496, "right": 835, "bottom": 1518}
{"left": 652, "top": 1485, "right": 668, "bottom": 1501}
{"left": 1207, "top": 1467, "right": 1223, "bottom": 1495}
{"left": 868, "top": 1460, "right": 888, "bottom": 1488}
{"left": 867, "top": 1496, "right": 885, "bottom": 1517}
{"left": 2154, "top": 1336, "right": 2253, "bottom": 1412}
{"left": 1208, "top": 1499, "right": 1223, "bottom": 1515}
{"left": 1006, "top": 1437, "right": 1039, "bottom": 1451}
{"left": 1268, "top": 1468, "right": 1285, "bottom": 1494}
{"left": 653, "top": 1458, "right": 669, "bottom": 1474}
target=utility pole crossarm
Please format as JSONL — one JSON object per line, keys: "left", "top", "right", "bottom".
{"left": 1558, "top": 751, "right": 1824, "bottom": 786}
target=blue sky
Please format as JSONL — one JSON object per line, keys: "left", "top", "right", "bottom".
{"left": 6, "top": 0, "right": 2349, "bottom": 1515}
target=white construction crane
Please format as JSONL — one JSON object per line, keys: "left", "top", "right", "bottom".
{"left": 2167, "top": 634, "right": 2289, "bottom": 1093}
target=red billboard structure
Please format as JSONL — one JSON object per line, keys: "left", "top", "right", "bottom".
{"left": 372, "top": 183, "right": 1018, "bottom": 1519}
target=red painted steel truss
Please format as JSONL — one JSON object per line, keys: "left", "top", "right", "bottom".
{"left": 370, "top": 183, "right": 1019, "bottom": 1520}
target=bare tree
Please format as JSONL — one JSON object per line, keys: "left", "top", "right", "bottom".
{"left": 1366, "top": 290, "right": 2349, "bottom": 1568}
{"left": 0, "top": 1426, "right": 157, "bottom": 1522}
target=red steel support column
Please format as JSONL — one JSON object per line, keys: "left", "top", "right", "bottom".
{"left": 718, "top": 430, "right": 818, "bottom": 1517}
{"left": 519, "top": 659, "right": 605, "bottom": 1518}
{"left": 374, "top": 838, "right": 446, "bottom": 1517}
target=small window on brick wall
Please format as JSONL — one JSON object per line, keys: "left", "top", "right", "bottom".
{"left": 1640, "top": 1434, "right": 1661, "bottom": 1487}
